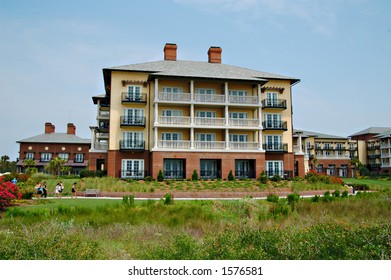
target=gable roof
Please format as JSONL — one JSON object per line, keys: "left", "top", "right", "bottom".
{"left": 349, "top": 127, "right": 391, "bottom": 137}
{"left": 17, "top": 133, "right": 90, "bottom": 144}
{"left": 103, "top": 60, "right": 300, "bottom": 94}
{"left": 293, "top": 129, "right": 348, "bottom": 140}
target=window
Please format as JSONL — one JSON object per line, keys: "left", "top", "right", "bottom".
{"left": 266, "top": 92, "right": 278, "bottom": 106}
{"left": 324, "top": 143, "right": 331, "bottom": 149}
{"left": 58, "top": 153, "right": 69, "bottom": 161}
{"left": 196, "top": 88, "right": 216, "bottom": 95}
{"left": 229, "top": 90, "right": 247, "bottom": 96}
{"left": 122, "top": 159, "right": 144, "bottom": 179}
{"left": 266, "top": 161, "right": 283, "bottom": 177}
{"left": 264, "top": 113, "right": 282, "bottom": 128}
{"left": 127, "top": 85, "right": 142, "bottom": 101}
{"left": 164, "top": 159, "right": 185, "bottom": 179}
{"left": 162, "top": 132, "right": 182, "bottom": 141}
{"left": 229, "top": 134, "right": 248, "bottom": 142}
{"left": 162, "top": 110, "right": 183, "bottom": 117}
{"left": 123, "top": 108, "right": 144, "bottom": 125}
{"left": 196, "top": 133, "right": 216, "bottom": 141}
{"left": 229, "top": 112, "right": 248, "bottom": 119}
{"left": 75, "top": 154, "right": 84, "bottom": 163}
{"left": 41, "top": 153, "right": 52, "bottom": 162}
{"left": 122, "top": 132, "right": 144, "bottom": 148}
{"left": 264, "top": 135, "right": 282, "bottom": 150}
{"left": 162, "top": 87, "right": 183, "bottom": 93}
{"left": 196, "top": 111, "right": 216, "bottom": 118}
{"left": 336, "top": 143, "right": 343, "bottom": 150}
{"left": 26, "top": 153, "right": 34, "bottom": 160}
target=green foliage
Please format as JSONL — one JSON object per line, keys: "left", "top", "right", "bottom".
{"left": 192, "top": 169, "right": 199, "bottom": 181}
{"left": 79, "top": 169, "right": 107, "bottom": 178}
{"left": 271, "top": 174, "right": 282, "bottom": 182}
{"left": 157, "top": 170, "right": 164, "bottom": 182}
{"left": 163, "top": 193, "right": 174, "bottom": 205}
{"left": 341, "top": 190, "right": 349, "bottom": 198}
{"left": 266, "top": 194, "right": 279, "bottom": 203}
{"left": 287, "top": 193, "right": 300, "bottom": 211}
{"left": 227, "top": 170, "right": 235, "bottom": 181}
{"left": 258, "top": 171, "right": 268, "bottom": 184}
{"left": 44, "top": 157, "right": 67, "bottom": 175}
{"left": 122, "top": 195, "right": 135, "bottom": 206}
{"left": 333, "top": 190, "right": 340, "bottom": 197}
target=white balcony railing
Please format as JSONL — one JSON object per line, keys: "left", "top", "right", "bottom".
{"left": 158, "top": 92, "right": 191, "bottom": 102}
{"left": 158, "top": 116, "right": 191, "bottom": 126}
{"left": 158, "top": 140, "right": 191, "bottom": 149}
{"left": 195, "top": 117, "right": 225, "bottom": 126}
{"left": 93, "top": 142, "right": 108, "bottom": 150}
{"left": 228, "top": 95, "right": 258, "bottom": 105}
{"left": 229, "top": 118, "right": 259, "bottom": 127}
{"left": 229, "top": 142, "right": 260, "bottom": 150}
{"left": 194, "top": 141, "right": 225, "bottom": 150}
{"left": 194, "top": 94, "right": 225, "bottom": 103}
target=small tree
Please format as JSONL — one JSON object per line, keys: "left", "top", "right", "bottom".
{"left": 45, "top": 157, "right": 67, "bottom": 176}
{"left": 227, "top": 170, "right": 235, "bottom": 181}
{"left": 157, "top": 169, "right": 164, "bottom": 182}
{"left": 192, "top": 169, "right": 199, "bottom": 181}
{"left": 22, "top": 159, "right": 37, "bottom": 174}
{"left": 258, "top": 171, "right": 268, "bottom": 184}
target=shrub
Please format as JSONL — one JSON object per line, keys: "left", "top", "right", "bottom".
{"left": 287, "top": 193, "right": 300, "bottom": 211}
{"left": 122, "top": 195, "right": 135, "bottom": 206}
{"left": 0, "top": 177, "right": 20, "bottom": 210}
{"left": 333, "top": 190, "right": 340, "bottom": 197}
{"left": 157, "top": 170, "right": 164, "bottom": 182}
{"left": 271, "top": 174, "right": 282, "bottom": 182}
{"left": 163, "top": 193, "right": 174, "bottom": 205}
{"left": 341, "top": 190, "right": 349, "bottom": 198}
{"left": 227, "top": 170, "right": 235, "bottom": 181}
{"left": 266, "top": 194, "right": 280, "bottom": 203}
{"left": 322, "top": 191, "right": 334, "bottom": 202}
{"left": 144, "top": 176, "right": 153, "bottom": 182}
{"left": 258, "top": 171, "right": 268, "bottom": 184}
{"left": 192, "top": 170, "right": 199, "bottom": 181}
{"left": 311, "top": 195, "right": 320, "bottom": 202}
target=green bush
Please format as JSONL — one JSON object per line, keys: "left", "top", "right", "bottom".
{"left": 333, "top": 190, "right": 340, "bottom": 197}
{"left": 271, "top": 174, "right": 282, "bottom": 182}
{"left": 163, "top": 193, "right": 174, "bottom": 205}
{"left": 341, "top": 190, "right": 349, "bottom": 198}
{"left": 227, "top": 170, "right": 235, "bottom": 181}
{"left": 287, "top": 193, "right": 300, "bottom": 211}
{"left": 258, "top": 171, "right": 268, "bottom": 184}
{"left": 157, "top": 170, "right": 164, "bottom": 182}
{"left": 266, "top": 194, "right": 280, "bottom": 203}
{"left": 192, "top": 170, "right": 199, "bottom": 181}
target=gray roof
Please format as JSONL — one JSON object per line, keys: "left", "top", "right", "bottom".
{"left": 375, "top": 129, "right": 391, "bottom": 139}
{"left": 104, "top": 60, "right": 300, "bottom": 83}
{"left": 349, "top": 127, "right": 391, "bottom": 137}
{"left": 293, "top": 129, "right": 348, "bottom": 140}
{"left": 17, "top": 133, "right": 91, "bottom": 144}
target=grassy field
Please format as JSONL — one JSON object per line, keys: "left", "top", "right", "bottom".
{"left": 1, "top": 178, "right": 390, "bottom": 260}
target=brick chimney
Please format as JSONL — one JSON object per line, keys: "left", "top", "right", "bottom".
{"left": 45, "top": 122, "right": 55, "bottom": 134}
{"left": 208, "top": 46, "right": 222, "bottom": 63}
{"left": 67, "top": 123, "right": 76, "bottom": 135}
{"left": 164, "top": 43, "right": 177, "bottom": 61}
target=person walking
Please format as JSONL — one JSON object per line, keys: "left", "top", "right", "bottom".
{"left": 42, "top": 182, "right": 48, "bottom": 198}
{"left": 35, "top": 182, "right": 42, "bottom": 198}
{"left": 71, "top": 182, "right": 77, "bottom": 198}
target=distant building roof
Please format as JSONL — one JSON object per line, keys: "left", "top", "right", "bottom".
{"left": 17, "top": 133, "right": 90, "bottom": 144}
{"left": 375, "top": 129, "right": 391, "bottom": 139}
{"left": 349, "top": 127, "right": 391, "bottom": 137}
{"left": 293, "top": 129, "right": 348, "bottom": 140}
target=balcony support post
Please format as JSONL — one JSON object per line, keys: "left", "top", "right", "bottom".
{"left": 190, "top": 128, "right": 195, "bottom": 149}
{"left": 225, "top": 105, "right": 229, "bottom": 126}
{"left": 154, "top": 127, "right": 158, "bottom": 149}
{"left": 258, "top": 129, "right": 264, "bottom": 151}
{"left": 225, "top": 129, "right": 230, "bottom": 149}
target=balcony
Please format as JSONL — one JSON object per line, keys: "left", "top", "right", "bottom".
{"left": 263, "top": 143, "right": 288, "bottom": 152}
{"left": 229, "top": 118, "right": 259, "bottom": 128}
{"left": 195, "top": 117, "right": 225, "bottom": 127}
{"left": 119, "top": 140, "right": 145, "bottom": 151}
{"left": 98, "top": 121, "right": 109, "bottom": 133}
{"left": 261, "top": 99, "right": 287, "bottom": 109}
{"left": 97, "top": 110, "right": 110, "bottom": 120}
{"left": 194, "top": 94, "right": 225, "bottom": 104}
{"left": 195, "top": 141, "right": 225, "bottom": 150}
{"left": 157, "top": 140, "right": 191, "bottom": 149}
{"left": 120, "top": 116, "right": 146, "bottom": 127}
{"left": 367, "top": 154, "right": 381, "bottom": 159}
{"left": 121, "top": 93, "right": 147, "bottom": 104}
{"left": 262, "top": 121, "right": 288, "bottom": 131}
{"left": 121, "top": 169, "right": 146, "bottom": 179}
{"left": 229, "top": 142, "right": 259, "bottom": 150}
{"left": 158, "top": 116, "right": 191, "bottom": 126}
{"left": 158, "top": 92, "right": 191, "bottom": 103}
{"left": 93, "top": 142, "right": 108, "bottom": 151}
{"left": 228, "top": 95, "right": 258, "bottom": 105}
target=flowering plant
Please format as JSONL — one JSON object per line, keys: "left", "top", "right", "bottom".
{"left": 0, "top": 176, "right": 20, "bottom": 211}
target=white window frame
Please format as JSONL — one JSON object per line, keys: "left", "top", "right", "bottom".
{"left": 229, "top": 90, "right": 248, "bottom": 96}
{"left": 229, "top": 112, "right": 248, "bottom": 119}
{"left": 266, "top": 92, "right": 278, "bottom": 106}
{"left": 162, "top": 109, "right": 183, "bottom": 117}
{"left": 195, "top": 88, "right": 216, "bottom": 95}
{"left": 122, "top": 131, "right": 144, "bottom": 148}
{"left": 162, "top": 87, "right": 183, "bottom": 93}
{"left": 229, "top": 134, "right": 248, "bottom": 142}
{"left": 264, "top": 113, "right": 282, "bottom": 128}
{"left": 122, "top": 159, "right": 144, "bottom": 179}
{"left": 26, "top": 152, "right": 34, "bottom": 160}
{"left": 196, "top": 133, "right": 216, "bottom": 141}
{"left": 58, "top": 153, "right": 69, "bottom": 161}
{"left": 196, "top": 111, "right": 216, "bottom": 118}
{"left": 127, "top": 85, "right": 142, "bottom": 100}
{"left": 162, "top": 132, "right": 182, "bottom": 141}
{"left": 41, "top": 153, "right": 52, "bottom": 162}
{"left": 265, "top": 160, "right": 284, "bottom": 178}
{"left": 75, "top": 153, "right": 84, "bottom": 163}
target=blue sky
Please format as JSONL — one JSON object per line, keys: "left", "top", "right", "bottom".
{"left": 1, "top": 0, "right": 390, "bottom": 160}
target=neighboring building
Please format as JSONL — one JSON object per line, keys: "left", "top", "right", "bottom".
{"left": 90, "top": 43, "right": 300, "bottom": 179}
{"left": 293, "top": 129, "right": 356, "bottom": 177}
{"left": 350, "top": 127, "right": 391, "bottom": 174}
{"left": 16, "top": 122, "right": 91, "bottom": 174}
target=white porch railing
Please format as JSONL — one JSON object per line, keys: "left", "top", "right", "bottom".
{"left": 229, "top": 142, "right": 260, "bottom": 150}
{"left": 194, "top": 94, "right": 225, "bottom": 103}
{"left": 158, "top": 140, "right": 191, "bottom": 149}
{"left": 228, "top": 95, "right": 259, "bottom": 105}
{"left": 158, "top": 92, "right": 191, "bottom": 102}
{"left": 194, "top": 141, "right": 226, "bottom": 150}
{"left": 158, "top": 116, "right": 191, "bottom": 125}
{"left": 228, "top": 118, "right": 259, "bottom": 127}
{"left": 195, "top": 117, "right": 225, "bottom": 126}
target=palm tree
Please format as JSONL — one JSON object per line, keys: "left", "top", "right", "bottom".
{"left": 45, "top": 157, "right": 67, "bottom": 176}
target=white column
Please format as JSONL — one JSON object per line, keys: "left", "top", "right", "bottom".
{"left": 191, "top": 104, "right": 194, "bottom": 125}
{"left": 154, "top": 78, "right": 159, "bottom": 102}
{"left": 225, "top": 105, "right": 229, "bottom": 126}
{"left": 190, "top": 128, "right": 195, "bottom": 149}
{"left": 296, "top": 132, "right": 304, "bottom": 155}
{"left": 90, "top": 127, "right": 96, "bottom": 150}
{"left": 225, "top": 129, "right": 230, "bottom": 149}
{"left": 258, "top": 130, "right": 264, "bottom": 151}
{"left": 154, "top": 127, "right": 158, "bottom": 149}
{"left": 258, "top": 84, "right": 263, "bottom": 128}
{"left": 190, "top": 80, "right": 194, "bottom": 101}
{"left": 224, "top": 82, "right": 229, "bottom": 103}
{"left": 154, "top": 78, "right": 159, "bottom": 125}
